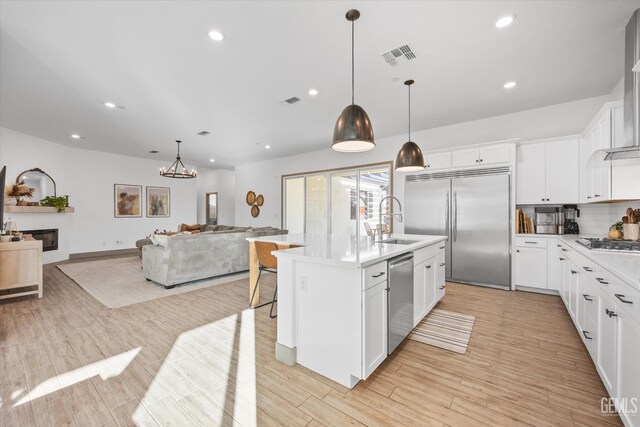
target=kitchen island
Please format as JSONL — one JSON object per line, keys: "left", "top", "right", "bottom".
{"left": 246, "top": 233, "right": 447, "bottom": 388}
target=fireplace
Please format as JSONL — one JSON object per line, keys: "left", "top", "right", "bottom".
{"left": 21, "top": 229, "right": 58, "bottom": 252}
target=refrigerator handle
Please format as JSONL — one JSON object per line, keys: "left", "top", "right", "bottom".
{"left": 453, "top": 191, "right": 457, "bottom": 242}
{"left": 445, "top": 191, "right": 450, "bottom": 240}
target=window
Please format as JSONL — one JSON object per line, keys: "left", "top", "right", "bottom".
{"left": 282, "top": 162, "right": 392, "bottom": 237}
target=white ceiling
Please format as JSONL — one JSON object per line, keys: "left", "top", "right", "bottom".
{"left": 1, "top": 1, "right": 638, "bottom": 168}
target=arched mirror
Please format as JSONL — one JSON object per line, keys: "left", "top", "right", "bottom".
{"left": 16, "top": 168, "right": 56, "bottom": 200}
{"left": 206, "top": 192, "right": 218, "bottom": 225}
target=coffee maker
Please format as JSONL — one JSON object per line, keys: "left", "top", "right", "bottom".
{"left": 562, "top": 205, "right": 580, "bottom": 234}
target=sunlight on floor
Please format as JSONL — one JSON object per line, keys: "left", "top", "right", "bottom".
{"left": 137, "top": 308, "right": 258, "bottom": 426}
{"left": 12, "top": 347, "right": 141, "bottom": 408}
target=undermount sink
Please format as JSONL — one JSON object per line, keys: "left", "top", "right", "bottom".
{"left": 375, "top": 239, "right": 416, "bottom": 245}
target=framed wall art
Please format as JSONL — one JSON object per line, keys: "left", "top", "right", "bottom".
{"left": 114, "top": 184, "right": 142, "bottom": 218}
{"left": 146, "top": 186, "right": 170, "bottom": 218}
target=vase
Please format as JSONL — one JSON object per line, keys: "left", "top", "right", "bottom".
{"left": 623, "top": 223, "right": 640, "bottom": 241}
{"left": 17, "top": 200, "right": 28, "bottom": 206}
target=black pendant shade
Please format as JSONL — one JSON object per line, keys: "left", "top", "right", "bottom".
{"left": 332, "top": 9, "right": 375, "bottom": 152}
{"left": 395, "top": 79, "right": 425, "bottom": 172}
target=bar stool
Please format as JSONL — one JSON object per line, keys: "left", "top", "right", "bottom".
{"left": 249, "top": 241, "right": 280, "bottom": 318}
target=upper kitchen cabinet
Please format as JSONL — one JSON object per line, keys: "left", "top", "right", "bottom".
{"left": 580, "top": 102, "right": 640, "bottom": 203}
{"left": 516, "top": 138, "right": 580, "bottom": 205}
{"left": 451, "top": 144, "right": 510, "bottom": 168}
{"left": 425, "top": 151, "right": 452, "bottom": 170}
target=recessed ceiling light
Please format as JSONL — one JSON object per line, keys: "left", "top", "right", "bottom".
{"left": 503, "top": 81, "right": 517, "bottom": 89}
{"left": 208, "top": 30, "right": 224, "bottom": 41}
{"left": 104, "top": 102, "right": 116, "bottom": 108}
{"left": 495, "top": 15, "right": 515, "bottom": 28}
{"left": 265, "top": 145, "right": 271, "bottom": 149}
{"left": 308, "top": 89, "right": 319, "bottom": 96}
{"left": 71, "top": 134, "right": 81, "bottom": 139}
{"left": 209, "top": 158, "right": 215, "bottom": 162}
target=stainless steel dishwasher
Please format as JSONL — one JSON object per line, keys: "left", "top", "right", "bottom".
{"left": 388, "top": 253, "right": 414, "bottom": 354}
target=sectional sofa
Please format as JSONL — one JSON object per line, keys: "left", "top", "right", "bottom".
{"left": 141, "top": 225, "right": 287, "bottom": 288}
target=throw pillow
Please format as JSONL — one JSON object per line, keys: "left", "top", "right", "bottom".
{"left": 180, "top": 224, "right": 201, "bottom": 232}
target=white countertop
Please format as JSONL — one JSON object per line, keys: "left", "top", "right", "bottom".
{"left": 517, "top": 233, "right": 640, "bottom": 289}
{"left": 247, "top": 233, "right": 448, "bottom": 268}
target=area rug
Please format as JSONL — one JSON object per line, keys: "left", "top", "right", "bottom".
{"left": 408, "top": 308, "right": 475, "bottom": 354}
{"left": 57, "top": 256, "right": 249, "bottom": 309}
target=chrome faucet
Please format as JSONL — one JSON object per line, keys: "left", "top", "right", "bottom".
{"left": 377, "top": 196, "right": 403, "bottom": 241}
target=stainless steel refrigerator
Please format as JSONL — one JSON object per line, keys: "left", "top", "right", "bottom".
{"left": 405, "top": 167, "right": 511, "bottom": 289}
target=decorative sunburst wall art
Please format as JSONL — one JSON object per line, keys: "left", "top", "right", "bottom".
{"left": 246, "top": 191, "right": 264, "bottom": 218}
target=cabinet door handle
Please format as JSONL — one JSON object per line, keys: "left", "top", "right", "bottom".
{"left": 425, "top": 265, "right": 432, "bottom": 270}
{"left": 582, "top": 266, "right": 593, "bottom": 272}
{"left": 570, "top": 270, "right": 577, "bottom": 275}
{"left": 561, "top": 248, "right": 568, "bottom": 252}
{"left": 559, "top": 257, "right": 565, "bottom": 261}
{"left": 615, "top": 294, "right": 633, "bottom": 304}
{"left": 606, "top": 308, "right": 617, "bottom": 318}
{"left": 582, "top": 294, "right": 593, "bottom": 302}
{"left": 524, "top": 241, "right": 538, "bottom": 244}
{"left": 596, "top": 277, "right": 609, "bottom": 285}
{"left": 439, "top": 286, "right": 445, "bottom": 290}
{"left": 475, "top": 159, "right": 479, "bottom": 163}
{"left": 546, "top": 198, "right": 550, "bottom": 201}
{"left": 581, "top": 330, "right": 592, "bottom": 340}
{"left": 541, "top": 198, "right": 545, "bottom": 201}
{"left": 587, "top": 196, "right": 592, "bottom": 199}
{"left": 595, "top": 194, "right": 601, "bottom": 197}
{"left": 439, "top": 263, "right": 445, "bottom": 267}
{"left": 439, "top": 246, "right": 445, "bottom": 249}
{"left": 556, "top": 244, "right": 562, "bottom": 248}
{"left": 372, "top": 272, "right": 385, "bottom": 278}
{"left": 516, "top": 249, "right": 520, "bottom": 253}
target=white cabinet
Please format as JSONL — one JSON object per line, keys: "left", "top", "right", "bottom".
{"left": 617, "top": 311, "right": 640, "bottom": 427}
{"left": 362, "top": 280, "right": 388, "bottom": 379}
{"left": 452, "top": 144, "right": 510, "bottom": 168}
{"left": 452, "top": 148, "right": 481, "bottom": 167}
{"left": 480, "top": 144, "right": 510, "bottom": 164}
{"left": 413, "top": 256, "right": 436, "bottom": 327}
{"left": 581, "top": 107, "right": 612, "bottom": 203}
{"left": 435, "top": 250, "right": 446, "bottom": 302}
{"left": 546, "top": 139, "right": 580, "bottom": 203}
{"left": 547, "top": 242, "right": 564, "bottom": 291}
{"left": 516, "top": 143, "right": 546, "bottom": 204}
{"left": 516, "top": 139, "right": 579, "bottom": 204}
{"left": 598, "top": 291, "right": 618, "bottom": 396}
{"left": 425, "top": 151, "right": 452, "bottom": 170}
{"left": 515, "top": 246, "right": 547, "bottom": 289}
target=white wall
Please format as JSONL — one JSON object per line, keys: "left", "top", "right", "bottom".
{"left": 0, "top": 127, "right": 199, "bottom": 263}
{"left": 234, "top": 94, "right": 611, "bottom": 228}
{"left": 196, "top": 169, "right": 235, "bottom": 226}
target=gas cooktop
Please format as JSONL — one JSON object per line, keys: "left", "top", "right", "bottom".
{"left": 576, "top": 238, "right": 640, "bottom": 252}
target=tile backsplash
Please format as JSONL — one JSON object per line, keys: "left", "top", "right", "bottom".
{"left": 517, "top": 201, "right": 640, "bottom": 237}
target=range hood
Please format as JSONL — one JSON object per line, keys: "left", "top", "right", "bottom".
{"left": 594, "top": 9, "right": 640, "bottom": 162}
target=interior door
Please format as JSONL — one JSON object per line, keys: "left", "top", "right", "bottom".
{"left": 450, "top": 174, "right": 510, "bottom": 287}
{"left": 405, "top": 178, "right": 451, "bottom": 279}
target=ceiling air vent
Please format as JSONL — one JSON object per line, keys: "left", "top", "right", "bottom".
{"left": 283, "top": 96, "right": 301, "bottom": 104}
{"left": 381, "top": 44, "right": 416, "bottom": 67}
{"left": 197, "top": 130, "right": 211, "bottom": 136}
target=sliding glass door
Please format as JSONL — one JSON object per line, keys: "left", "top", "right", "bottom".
{"left": 283, "top": 162, "right": 392, "bottom": 237}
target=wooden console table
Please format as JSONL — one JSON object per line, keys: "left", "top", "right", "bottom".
{"left": 0, "top": 237, "right": 43, "bottom": 300}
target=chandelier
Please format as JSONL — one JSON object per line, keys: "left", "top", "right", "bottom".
{"left": 160, "top": 140, "right": 197, "bottom": 179}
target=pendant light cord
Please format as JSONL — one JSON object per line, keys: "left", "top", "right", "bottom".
{"left": 351, "top": 19, "right": 355, "bottom": 105}
{"left": 408, "top": 84, "right": 411, "bottom": 140}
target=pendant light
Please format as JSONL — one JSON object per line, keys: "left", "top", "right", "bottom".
{"left": 395, "top": 80, "right": 425, "bottom": 172}
{"left": 332, "top": 9, "right": 375, "bottom": 152}
{"left": 160, "top": 140, "right": 197, "bottom": 179}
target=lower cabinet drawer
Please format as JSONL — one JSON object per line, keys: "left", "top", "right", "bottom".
{"left": 363, "top": 261, "right": 388, "bottom": 290}
{"left": 414, "top": 244, "right": 444, "bottom": 266}
{"left": 515, "top": 236, "right": 548, "bottom": 248}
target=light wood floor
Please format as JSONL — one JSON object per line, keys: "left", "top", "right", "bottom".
{"left": 0, "top": 255, "right": 622, "bottom": 427}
